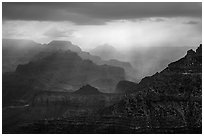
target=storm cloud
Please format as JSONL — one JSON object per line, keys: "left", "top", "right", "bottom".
{"left": 3, "top": 2, "right": 202, "bottom": 25}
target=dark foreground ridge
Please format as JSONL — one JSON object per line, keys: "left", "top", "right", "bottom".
{"left": 2, "top": 44, "right": 202, "bottom": 134}
{"left": 100, "top": 44, "right": 202, "bottom": 133}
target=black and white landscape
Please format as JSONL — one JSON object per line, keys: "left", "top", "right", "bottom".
{"left": 2, "top": 2, "right": 202, "bottom": 134}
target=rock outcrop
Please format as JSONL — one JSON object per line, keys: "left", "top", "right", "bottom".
{"left": 102, "top": 44, "right": 202, "bottom": 130}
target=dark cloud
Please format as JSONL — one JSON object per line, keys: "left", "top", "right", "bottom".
{"left": 3, "top": 2, "right": 202, "bottom": 25}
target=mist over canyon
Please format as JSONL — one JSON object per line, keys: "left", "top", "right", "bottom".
{"left": 2, "top": 2, "right": 202, "bottom": 134}
{"left": 3, "top": 38, "right": 196, "bottom": 81}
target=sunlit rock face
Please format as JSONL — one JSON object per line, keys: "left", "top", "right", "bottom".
{"left": 102, "top": 44, "right": 202, "bottom": 129}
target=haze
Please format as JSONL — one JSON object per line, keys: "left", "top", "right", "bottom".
{"left": 2, "top": 2, "right": 202, "bottom": 79}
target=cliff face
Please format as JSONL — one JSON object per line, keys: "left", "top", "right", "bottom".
{"left": 102, "top": 44, "right": 202, "bottom": 129}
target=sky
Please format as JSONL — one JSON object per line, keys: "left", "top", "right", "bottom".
{"left": 2, "top": 2, "right": 202, "bottom": 51}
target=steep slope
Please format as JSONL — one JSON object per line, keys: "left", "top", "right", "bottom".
{"left": 137, "top": 44, "right": 201, "bottom": 95}
{"left": 129, "top": 45, "right": 196, "bottom": 80}
{"left": 102, "top": 44, "right": 202, "bottom": 130}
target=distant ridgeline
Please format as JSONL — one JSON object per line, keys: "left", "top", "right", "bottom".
{"left": 3, "top": 50, "right": 125, "bottom": 107}
{"left": 3, "top": 39, "right": 136, "bottom": 80}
